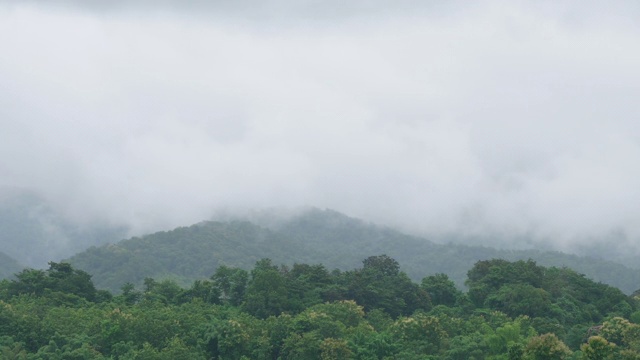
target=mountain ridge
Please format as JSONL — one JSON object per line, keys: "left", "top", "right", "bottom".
{"left": 0, "top": 188, "right": 128, "bottom": 268}
{"left": 67, "top": 208, "right": 640, "bottom": 294}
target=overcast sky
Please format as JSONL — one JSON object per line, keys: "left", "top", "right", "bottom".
{"left": 1, "top": 0, "right": 640, "bottom": 255}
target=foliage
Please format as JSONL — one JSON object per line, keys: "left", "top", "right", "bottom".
{"left": 66, "top": 209, "right": 640, "bottom": 294}
{"left": 421, "top": 273, "right": 462, "bottom": 307}
{"left": 7, "top": 262, "right": 98, "bottom": 302}
{"left": 525, "top": 333, "right": 572, "bottom": 360}
{"left": 0, "top": 255, "right": 638, "bottom": 359}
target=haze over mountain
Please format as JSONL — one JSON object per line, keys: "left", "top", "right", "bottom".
{"left": 1, "top": 1, "right": 640, "bottom": 262}
{"left": 0, "top": 188, "right": 127, "bottom": 268}
{"left": 0, "top": 251, "right": 22, "bottom": 279}
{"left": 67, "top": 208, "right": 640, "bottom": 295}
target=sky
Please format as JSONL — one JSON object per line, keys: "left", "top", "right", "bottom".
{"left": 1, "top": 0, "right": 640, "bottom": 256}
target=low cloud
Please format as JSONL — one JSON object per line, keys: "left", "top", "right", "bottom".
{"left": 1, "top": 1, "right": 640, "bottom": 257}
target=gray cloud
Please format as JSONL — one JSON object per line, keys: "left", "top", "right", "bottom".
{"left": 1, "top": 1, "right": 640, "bottom": 257}
{"left": 0, "top": 0, "right": 459, "bottom": 21}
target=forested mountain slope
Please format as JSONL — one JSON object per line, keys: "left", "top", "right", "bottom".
{"left": 0, "top": 188, "right": 127, "bottom": 268}
{"left": 0, "top": 251, "right": 22, "bottom": 279}
{"left": 68, "top": 221, "right": 316, "bottom": 291}
{"left": 69, "top": 209, "right": 640, "bottom": 294}
{"left": 272, "top": 209, "right": 640, "bottom": 294}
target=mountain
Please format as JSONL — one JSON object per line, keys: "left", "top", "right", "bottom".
{"left": 0, "top": 188, "right": 127, "bottom": 268}
{"left": 0, "top": 251, "right": 22, "bottom": 279}
{"left": 68, "top": 208, "right": 640, "bottom": 294}
{"left": 270, "top": 209, "right": 640, "bottom": 294}
{"left": 68, "top": 221, "right": 317, "bottom": 291}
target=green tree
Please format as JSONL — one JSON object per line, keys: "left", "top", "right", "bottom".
{"left": 524, "top": 333, "right": 572, "bottom": 360}
{"left": 0, "top": 341, "right": 27, "bottom": 360}
{"left": 211, "top": 266, "right": 248, "bottom": 306}
{"left": 580, "top": 336, "right": 616, "bottom": 360}
{"left": 485, "top": 284, "right": 552, "bottom": 318}
{"left": 119, "top": 282, "right": 141, "bottom": 305}
{"left": 243, "top": 259, "right": 290, "bottom": 318}
{"left": 320, "top": 338, "right": 351, "bottom": 360}
{"left": 8, "top": 262, "right": 97, "bottom": 302}
{"left": 347, "top": 255, "right": 431, "bottom": 317}
{"left": 182, "top": 279, "right": 220, "bottom": 304}
{"left": 466, "top": 259, "right": 543, "bottom": 307}
{"left": 390, "top": 313, "right": 449, "bottom": 356}
{"left": 421, "top": 273, "right": 461, "bottom": 307}
{"left": 600, "top": 317, "right": 637, "bottom": 347}
{"left": 203, "top": 313, "right": 260, "bottom": 360}
{"left": 285, "top": 263, "right": 332, "bottom": 311}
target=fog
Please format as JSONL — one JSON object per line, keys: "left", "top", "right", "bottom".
{"left": 1, "top": 0, "right": 640, "bottom": 258}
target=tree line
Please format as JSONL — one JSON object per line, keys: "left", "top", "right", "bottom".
{"left": 66, "top": 215, "right": 640, "bottom": 295}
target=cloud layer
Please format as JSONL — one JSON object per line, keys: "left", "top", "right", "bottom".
{"left": 1, "top": 1, "right": 640, "bottom": 255}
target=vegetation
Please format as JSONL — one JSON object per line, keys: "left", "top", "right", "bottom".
{"left": 67, "top": 209, "right": 640, "bottom": 294}
{"left": 67, "top": 221, "right": 315, "bottom": 291}
{"left": 0, "top": 256, "right": 639, "bottom": 359}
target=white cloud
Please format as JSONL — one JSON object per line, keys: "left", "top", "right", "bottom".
{"left": 1, "top": 1, "right": 640, "bottom": 255}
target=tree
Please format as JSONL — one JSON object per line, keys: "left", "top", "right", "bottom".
{"left": 243, "top": 259, "right": 290, "bottom": 318}
{"left": 580, "top": 336, "right": 616, "bottom": 360}
{"left": 600, "top": 317, "right": 637, "bottom": 347}
{"left": 8, "top": 262, "right": 98, "bottom": 302}
{"left": 153, "top": 279, "right": 184, "bottom": 304}
{"left": 390, "top": 313, "right": 448, "bottom": 356}
{"left": 362, "top": 255, "right": 400, "bottom": 277}
{"left": 320, "top": 338, "right": 352, "bottom": 360}
{"left": 8, "top": 269, "right": 47, "bottom": 297}
{"left": 120, "top": 282, "right": 141, "bottom": 305}
{"left": 485, "top": 284, "right": 552, "bottom": 318}
{"left": 421, "top": 273, "right": 461, "bottom": 307}
{"left": 347, "top": 255, "right": 431, "bottom": 317}
{"left": 182, "top": 279, "right": 220, "bottom": 304}
{"left": 466, "top": 259, "right": 543, "bottom": 307}
{"left": 211, "top": 266, "right": 248, "bottom": 306}
{"left": 203, "top": 313, "right": 260, "bottom": 360}
{"left": 524, "top": 333, "right": 572, "bottom": 360}
{"left": 286, "top": 263, "right": 332, "bottom": 310}
{"left": 0, "top": 341, "right": 27, "bottom": 360}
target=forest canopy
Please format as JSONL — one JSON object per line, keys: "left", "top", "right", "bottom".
{"left": 1, "top": 256, "right": 639, "bottom": 359}
{"left": 66, "top": 211, "right": 640, "bottom": 295}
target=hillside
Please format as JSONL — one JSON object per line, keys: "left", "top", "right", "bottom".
{"left": 0, "top": 251, "right": 22, "bottom": 279}
{"left": 0, "top": 188, "right": 127, "bottom": 268}
{"left": 69, "top": 209, "right": 640, "bottom": 294}
{"left": 271, "top": 209, "right": 640, "bottom": 294}
{"left": 68, "top": 221, "right": 317, "bottom": 291}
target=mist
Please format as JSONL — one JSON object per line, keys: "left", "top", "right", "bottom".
{"left": 1, "top": 0, "right": 640, "bottom": 260}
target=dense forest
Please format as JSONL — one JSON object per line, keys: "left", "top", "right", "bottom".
{"left": 67, "top": 209, "right": 640, "bottom": 294}
{"left": 0, "top": 255, "right": 639, "bottom": 359}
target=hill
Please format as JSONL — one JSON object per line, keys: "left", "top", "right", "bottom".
{"left": 69, "top": 208, "right": 640, "bottom": 294}
{"left": 0, "top": 251, "right": 22, "bottom": 279}
{"left": 68, "top": 221, "right": 317, "bottom": 291}
{"left": 0, "top": 188, "right": 127, "bottom": 268}
{"left": 270, "top": 209, "right": 640, "bottom": 294}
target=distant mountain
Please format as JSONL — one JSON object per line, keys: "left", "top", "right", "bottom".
{"left": 270, "top": 209, "right": 640, "bottom": 294}
{"left": 0, "top": 251, "right": 22, "bottom": 279}
{"left": 68, "top": 221, "right": 317, "bottom": 291}
{"left": 0, "top": 188, "right": 127, "bottom": 268}
{"left": 68, "top": 208, "right": 640, "bottom": 294}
